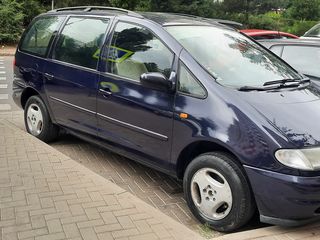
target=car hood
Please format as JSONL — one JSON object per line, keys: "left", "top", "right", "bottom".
{"left": 239, "top": 84, "right": 320, "bottom": 147}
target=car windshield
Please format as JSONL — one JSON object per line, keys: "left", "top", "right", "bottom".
{"left": 165, "top": 25, "right": 301, "bottom": 88}
{"left": 304, "top": 24, "right": 320, "bottom": 38}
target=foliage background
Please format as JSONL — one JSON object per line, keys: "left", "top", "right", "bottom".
{"left": 0, "top": 0, "right": 320, "bottom": 44}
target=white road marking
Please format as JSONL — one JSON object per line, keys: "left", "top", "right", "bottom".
{"left": 0, "top": 77, "right": 6, "bottom": 81}
{"left": 0, "top": 66, "right": 4, "bottom": 68}
{"left": 0, "top": 84, "right": 8, "bottom": 88}
{"left": 0, "top": 104, "right": 11, "bottom": 111}
{"left": 0, "top": 71, "right": 5, "bottom": 74}
{"left": 0, "top": 94, "right": 8, "bottom": 100}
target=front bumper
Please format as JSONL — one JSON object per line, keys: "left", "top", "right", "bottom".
{"left": 245, "top": 165, "right": 320, "bottom": 226}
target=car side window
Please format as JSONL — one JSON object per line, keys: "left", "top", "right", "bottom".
{"left": 53, "top": 17, "right": 109, "bottom": 70}
{"left": 106, "top": 22, "right": 174, "bottom": 82}
{"left": 20, "top": 16, "right": 65, "bottom": 57}
{"left": 178, "top": 62, "right": 206, "bottom": 98}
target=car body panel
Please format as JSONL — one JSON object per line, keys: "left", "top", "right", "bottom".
{"left": 245, "top": 165, "right": 320, "bottom": 220}
{"left": 13, "top": 50, "right": 56, "bottom": 124}
{"left": 43, "top": 60, "right": 99, "bottom": 135}
{"left": 240, "top": 84, "right": 320, "bottom": 148}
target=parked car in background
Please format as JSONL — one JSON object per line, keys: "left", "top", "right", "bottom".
{"left": 301, "top": 23, "right": 320, "bottom": 40}
{"left": 241, "top": 29, "right": 299, "bottom": 40}
{"left": 259, "top": 39, "right": 320, "bottom": 81}
{"left": 13, "top": 6, "right": 320, "bottom": 232}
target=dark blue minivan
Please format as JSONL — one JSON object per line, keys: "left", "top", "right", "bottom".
{"left": 13, "top": 6, "right": 320, "bottom": 232}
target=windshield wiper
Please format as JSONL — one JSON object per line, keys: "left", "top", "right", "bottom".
{"left": 238, "top": 78, "right": 310, "bottom": 92}
{"left": 238, "top": 86, "right": 268, "bottom": 91}
{"left": 263, "top": 78, "right": 310, "bottom": 86}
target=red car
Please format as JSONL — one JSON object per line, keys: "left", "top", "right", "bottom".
{"left": 240, "top": 29, "right": 299, "bottom": 40}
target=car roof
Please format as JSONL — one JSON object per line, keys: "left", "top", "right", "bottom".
{"left": 44, "top": 6, "right": 238, "bottom": 30}
{"left": 258, "top": 38, "right": 320, "bottom": 48}
{"left": 46, "top": 6, "right": 137, "bottom": 18}
{"left": 140, "top": 12, "right": 243, "bottom": 28}
{"left": 139, "top": 12, "right": 212, "bottom": 26}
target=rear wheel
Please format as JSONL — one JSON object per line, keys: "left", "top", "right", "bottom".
{"left": 24, "top": 95, "right": 59, "bottom": 142}
{"left": 183, "top": 152, "right": 255, "bottom": 232}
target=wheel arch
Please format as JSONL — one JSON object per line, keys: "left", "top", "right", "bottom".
{"left": 21, "top": 87, "right": 41, "bottom": 109}
{"left": 176, "top": 140, "right": 242, "bottom": 180}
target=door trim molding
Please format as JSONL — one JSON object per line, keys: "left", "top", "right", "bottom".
{"left": 97, "top": 113, "right": 168, "bottom": 141}
{"left": 49, "top": 96, "right": 168, "bottom": 141}
{"left": 49, "top": 96, "right": 96, "bottom": 115}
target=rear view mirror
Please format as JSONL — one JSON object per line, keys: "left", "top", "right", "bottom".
{"left": 140, "top": 72, "right": 172, "bottom": 92}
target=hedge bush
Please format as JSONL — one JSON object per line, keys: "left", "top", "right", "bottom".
{"left": 0, "top": 0, "right": 24, "bottom": 44}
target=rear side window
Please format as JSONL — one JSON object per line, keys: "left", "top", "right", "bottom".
{"left": 282, "top": 45, "right": 320, "bottom": 77}
{"left": 53, "top": 17, "right": 109, "bottom": 69}
{"left": 20, "top": 16, "right": 64, "bottom": 57}
{"left": 106, "top": 22, "right": 174, "bottom": 82}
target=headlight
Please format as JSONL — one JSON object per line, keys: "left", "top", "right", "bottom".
{"left": 275, "top": 148, "right": 320, "bottom": 171}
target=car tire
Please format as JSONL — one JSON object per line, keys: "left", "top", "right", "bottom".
{"left": 24, "top": 95, "right": 59, "bottom": 142}
{"left": 183, "top": 152, "right": 255, "bottom": 232}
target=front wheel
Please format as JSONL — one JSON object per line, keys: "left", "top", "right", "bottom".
{"left": 183, "top": 152, "right": 255, "bottom": 232}
{"left": 24, "top": 95, "right": 59, "bottom": 142}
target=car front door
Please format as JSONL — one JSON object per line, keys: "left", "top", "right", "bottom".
{"left": 97, "top": 21, "right": 176, "bottom": 169}
{"left": 44, "top": 16, "right": 110, "bottom": 135}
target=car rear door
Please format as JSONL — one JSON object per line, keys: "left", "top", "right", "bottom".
{"left": 44, "top": 16, "right": 111, "bottom": 135}
{"left": 97, "top": 20, "right": 176, "bottom": 169}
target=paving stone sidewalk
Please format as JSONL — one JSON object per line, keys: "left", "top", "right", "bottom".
{"left": 0, "top": 112, "right": 211, "bottom": 236}
{"left": 3, "top": 112, "right": 320, "bottom": 240}
{"left": 0, "top": 118, "right": 204, "bottom": 240}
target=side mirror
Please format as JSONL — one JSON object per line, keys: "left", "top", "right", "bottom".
{"left": 140, "top": 72, "right": 172, "bottom": 92}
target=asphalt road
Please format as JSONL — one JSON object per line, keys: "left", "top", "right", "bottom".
{"left": 0, "top": 56, "right": 21, "bottom": 112}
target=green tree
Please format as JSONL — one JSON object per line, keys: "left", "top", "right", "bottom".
{"left": 222, "top": 0, "right": 246, "bottom": 14}
{"left": 18, "top": 0, "right": 45, "bottom": 26}
{"left": 285, "top": 0, "right": 320, "bottom": 21}
{"left": 248, "top": 0, "right": 290, "bottom": 14}
{"left": 110, "top": 0, "right": 141, "bottom": 10}
{"left": 149, "top": 0, "right": 216, "bottom": 17}
{"left": 0, "top": 0, "right": 24, "bottom": 43}
{"left": 52, "top": 0, "right": 111, "bottom": 8}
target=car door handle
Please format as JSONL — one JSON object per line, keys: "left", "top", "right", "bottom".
{"left": 99, "top": 88, "right": 112, "bottom": 97}
{"left": 44, "top": 73, "right": 54, "bottom": 81}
